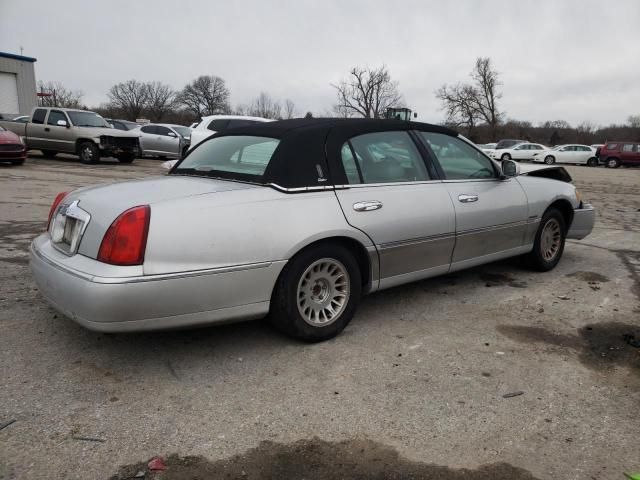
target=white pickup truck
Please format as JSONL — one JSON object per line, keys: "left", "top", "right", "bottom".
{"left": 0, "top": 107, "right": 140, "bottom": 164}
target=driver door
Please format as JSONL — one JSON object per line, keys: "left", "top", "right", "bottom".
{"left": 417, "top": 132, "right": 529, "bottom": 270}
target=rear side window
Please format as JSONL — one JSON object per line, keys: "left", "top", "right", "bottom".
{"left": 207, "top": 119, "right": 229, "bottom": 132}
{"left": 605, "top": 143, "right": 618, "bottom": 150}
{"left": 32, "top": 109, "right": 47, "bottom": 124}
{"left": 623, "top": 144, "right": 634, "bottom": 152}
{"left": 343, "top": 131, "right": 429, "bottom": 184}
{"left": 340, "top": 143, "right": 362, "bottom": 184}
{"left": 420, "top": 132, "right": 496, "bottom": 180}
{"left": 140, "top": 125, "right": 156, "bottom": 134}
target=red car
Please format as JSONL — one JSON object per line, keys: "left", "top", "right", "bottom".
{"left": 0, "top": 125, "right": 27, "bottom": 165}
{"left": 598, "top": 141, "right": 640, "bottom": 168}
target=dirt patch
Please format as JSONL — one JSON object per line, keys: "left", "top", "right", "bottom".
{"left": 479, "top": 271, "right": 528, "bottom": 289}
{"left": 497, "top": 322, "right": 640, "bottom": 377}
{"left": 109, "top": 438, "right": 540, "bottom": 480}
{"left": 565, "top": 271, "right": 610, "bottom": 283}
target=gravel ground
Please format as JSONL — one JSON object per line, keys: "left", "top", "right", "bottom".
{"left": 0, "top": 154, "right": 638, "bottom": 480}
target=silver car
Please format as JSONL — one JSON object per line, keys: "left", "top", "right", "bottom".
{"left": 30, "top": 119, "right": 595, "bottom": 342}
{"left": 135, "top": 123, "right": 192, "bottom": 159}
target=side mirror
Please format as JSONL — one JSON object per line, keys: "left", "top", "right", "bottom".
{"left": 501, "top": 159, "right": 520, "bottom": 177}
{"left": 167, "top": 131, "right": 177, "bottom": 138}
{"left": 56, "top": 119, "right": 68, "bottom": 127}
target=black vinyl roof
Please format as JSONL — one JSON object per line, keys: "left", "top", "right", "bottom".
{"left": 202, "top": 118, "right": 459, "bottom": 189}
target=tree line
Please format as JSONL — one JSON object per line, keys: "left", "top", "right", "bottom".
{"left": 37, "top": 63, "right": 640, "bottom": 145}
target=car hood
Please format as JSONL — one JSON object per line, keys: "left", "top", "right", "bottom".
{"left": 0, "top": 129, "right": 21, "bottom": 144}
{"left": 518, "top": 163, "right": 572, "bottom": 182}
{"left": 73, "top": 126, "right": 139, "bottom": 138}
{"left": 65, "top": 175, "right": 261, "bottom": 258}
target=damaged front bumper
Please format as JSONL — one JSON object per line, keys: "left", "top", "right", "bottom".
{"left": 567, "top": 203, "right": 595, "bottom": 240}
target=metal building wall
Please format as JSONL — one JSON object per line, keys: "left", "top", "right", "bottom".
{"left": 0, "top": 55, "right": 37, "bottom": 116}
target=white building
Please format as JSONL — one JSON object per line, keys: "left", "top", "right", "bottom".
{"left": 0, "top": 51, "right": 37, "bottom": 118}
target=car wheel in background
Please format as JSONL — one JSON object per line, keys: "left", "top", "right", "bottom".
{"left": 606, "top": 157, "right": 621, "bottom": 168}
{"left": 501, "top": 153, "right": 511, "bottom": 161}
{"left": 587, "top": 158, "right": 598, "bottom": 167}
{"left": 524, "top": 207, "right": 566, "bottom": 272}
{"left": 10, "top": 159, "right": 25, "bottom": 166}
{"left": 117, "top": 153, "right": 135, "bottom": 164}
{"left": 78, "top": 142, "right": 99, "bottom": 164}
{"left": 270, "top": 243, "right": 362, "bottom": 342}
{"left": 544, "top": 155, "right": 555, "bottom": 165}
{"left": 41, "top": 150, "right": 57, "bottom": 158}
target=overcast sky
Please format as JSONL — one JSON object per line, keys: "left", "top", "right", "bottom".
{"left": 2, "top": 0, "right": 639, "bottom": 125}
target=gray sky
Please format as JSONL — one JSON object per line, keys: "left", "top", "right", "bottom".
{"left": 2, "top": 0, "right": 639, "bottom": 125}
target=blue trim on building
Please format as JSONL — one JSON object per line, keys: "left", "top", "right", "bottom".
{"left": 0, "top": 51, "right": 37, "bottom": 63}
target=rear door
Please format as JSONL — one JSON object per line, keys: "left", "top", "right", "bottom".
{"left": 417, "top": 132, "right": 529, "bottom": 271}
{"left": 26, "top": 108, "right": 48, "bottom": 150}
{"left": 44, "top": 110, "right": 74, "bottom": 153}
{"left": 511, "top": 144, "right": 529, "bottom": 161}
{"left": 575, "top": 145, "right": 592, "bottom": 164}
{"left": 333, "top": 130, "right": 455, "bottom": 289}
{"left": 620, "top": 143, "right": 639, "bottom": 165}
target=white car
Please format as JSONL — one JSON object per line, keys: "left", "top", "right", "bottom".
{"left": 532, "top": 144, "right": 598, "bottom": 166}
{"left": 189, "top": 115, "right": 272, "bottom": 150}
{"left": 490, "top": 143, "right": 548, "bottom": 162}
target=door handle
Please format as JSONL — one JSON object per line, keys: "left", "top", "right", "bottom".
{"left": 458, "top": 194, "right": 478, "bottom": 203}
{"left": 44, "top": 127, "right": 50, "bottom": 132}
{"left": 353, "top": 200, "right": 383, "bottom": 212}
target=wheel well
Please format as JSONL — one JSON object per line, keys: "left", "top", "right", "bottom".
{"left": 548, "top": 199, "right": 573, "bottom": 230}
{"left": 292, "top": 237, "right": 372, "bottom": 289}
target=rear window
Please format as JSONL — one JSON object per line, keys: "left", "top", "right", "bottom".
{"left": 173, "top": 135, "right": 279, "bottom": 181}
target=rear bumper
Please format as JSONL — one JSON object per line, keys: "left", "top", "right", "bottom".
{"left": 29, "top": 234, "right": 284, "bottom": 332}
{"left": 567, "top": 203, "right": 595, "bottom": 240}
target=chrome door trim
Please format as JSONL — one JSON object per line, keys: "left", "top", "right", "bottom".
{"left": 379, "top": 232, "right": 455, "bottom": 250}
{"left": 333, "top": 179, "right": 443, "bottom": 188}
{"left": 457, "top": 219, "right": 530, "bottom": 236}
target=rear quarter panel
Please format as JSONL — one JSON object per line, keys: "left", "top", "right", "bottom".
{"left": 143, "top": 188, "right": 373, "bottom": 275}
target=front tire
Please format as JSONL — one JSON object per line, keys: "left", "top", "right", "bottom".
{"left": 78, "top": 142, "right": 99, "bottom": 164}
{"left": 544, "top": 155, "right": 555, "bottom": 165}
{"left": 524, "top": 208, "right": 566, "bottom": 271}
{"left": 270, "top": 243, "right": 361, "bottom": 342}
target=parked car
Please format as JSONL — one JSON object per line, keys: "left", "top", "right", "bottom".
{"left": 189, "top": 115, "right": 272, "bottom": 149}
{"left": 133, "top": 123, "right": 192, "bottom": 159}
{"left": 489, "top": 142, "right": 547, "bottom": 161}
{"left": 494, "top": 139, "right": 525, "bottom": 150}
{"left": 597, "top": 141, "right": 640, "bottom": 168}
{"left": 11, "top": 115, "right": 30, "bottom": 123}
{"left": 106, "top": 119, "right": 139, "bottom": 131}
{"left": 30, "top": 118, "right": 595, "bottom": 341}
{"left": 0, "top": 107, "right": 139, "bottom": 164}
{"left": 532, "top": 144, "right": 598, "bottom": 166}
{"left": 0, "top": 125, "right": 27, "bottom": 165}
{"left": 479, "top": 142, "right": 496, "bottom": 151}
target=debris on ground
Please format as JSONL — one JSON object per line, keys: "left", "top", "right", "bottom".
{"left": 0, "top": 419, "right": 16, "bottom": 432}
{"left": 148, "top": 457, "right": 166, "bottom": 472}
{"left": 502, "top": 391, "right": 525, "bottom": 398}
{"left": 557, "top": 295, "right": 571, "bottom": 300}
{"left": 72, "top": 435, "right": 105, "bottom": 443}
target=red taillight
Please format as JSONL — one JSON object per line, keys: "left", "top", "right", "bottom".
{"left": 47, "top": 192, "right": 68, "bottom": 230}
{"left": 97, "top": 205, "right": 150, "bottom": 266}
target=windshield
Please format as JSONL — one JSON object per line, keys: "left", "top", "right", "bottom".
{"left": 67, "top": 111, "right": 110, "bottom": 128}
{"left": 172, "top": 126, "right": 192, "bottom": 137}
{"left": 172, "top": 135, "right": 280, "bottom": 182}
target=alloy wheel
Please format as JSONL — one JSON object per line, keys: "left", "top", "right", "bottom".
{"left": 297, "top": 258, "right": 350, "bottom": 327}
{"left": 540, "top": 218, "right": 561, "bottom": 261}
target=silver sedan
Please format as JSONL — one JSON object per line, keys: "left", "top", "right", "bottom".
{"left": 134, "top": 123, "right": 192, "bottom": 159}
{"left": 30, "top": 118, "right": 595, "bottom": 342}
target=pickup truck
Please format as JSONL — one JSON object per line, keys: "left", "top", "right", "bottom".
{"left": 0, "top": 107, "right": 140, "bottom": 164}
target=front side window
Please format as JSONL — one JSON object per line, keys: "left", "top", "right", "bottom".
{"left": 172, "top": 126, "right": 191, "bottom": 137}
{"left": 173, "top": 135, "right": 279, "bottom": 181}
{"left": 419, "top": 132, "right": 496, "bottom": 180}
{"left": 47, "top": 110, "right": 67, "bottom": 125}
{"left": 343, "top": 131, "right": 429, "bottom": 184}
{"left": 32, "top": 109, "right": 47, "bottom": 124}
{"left": 156, "top": 126, "right": 172, "bottom": 136}
{"left": 67, "top": 111, "right": 109, "bottom": 128}
{"left": 622, "top": 144, "right": 634, "bottom": 152}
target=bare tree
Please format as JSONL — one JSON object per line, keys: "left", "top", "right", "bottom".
{"left": 248, "top": 92, "right": 282, "bottom": 119}
{"left": 177, "top": 75, "right": 230, "bottom": 119}
{"left": 332, "top": 65, "right": 403, "bottom": 118}
{"left": 107, "top": 80, "right": 149, "bottom": 120}
{"left": 435, "top": 57, "right": 503, "bottom": 140}
{"left": 144, "top": 81, "right": 175, "bottom": 122}
{"left": 627, "top": 115, "right": 640, "bottom": 129}
{"left": 284, "top": 99, "right": 296, "bottom": 119}
{"left": 37, "top": 81, "right": 84, "bottom": 108}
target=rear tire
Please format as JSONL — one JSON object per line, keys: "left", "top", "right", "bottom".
{"left": 270, "top": 243, "right": 361, "bottom": 342}
{"left": 78, "top": 142, "right": 99, "bottom": 164}
{"left": 544, "top": 155, "right": 555, "bottom": 165}
{"left": 10, "top": 159, "right": 25, "bottom": 166}
{"left": 606, "top": 157, "right": 621, "bottom": 168}
{"left": 524, "top": 208, "right": 566, "bottom": 272}
{"left": 587, "top": 158, "right": 597, "bottom": 167}
{"left": 41, "top": 150, "right": 57, "bottom": 158}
